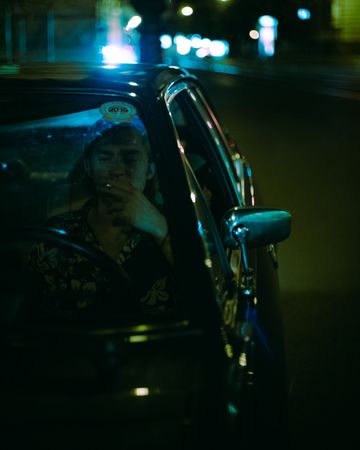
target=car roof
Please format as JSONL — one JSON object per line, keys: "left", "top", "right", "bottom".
{"left": 0, "top": 62, "right": 196, "bottom": 97}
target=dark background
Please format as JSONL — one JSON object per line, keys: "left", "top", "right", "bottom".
{"left": 194, "top": 69, "right": 360, "bottom": 449}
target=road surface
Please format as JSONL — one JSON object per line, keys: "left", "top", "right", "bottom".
{"left": 194, "top": 70, "right": 360, "bottom": 448}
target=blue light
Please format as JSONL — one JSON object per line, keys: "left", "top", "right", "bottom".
{"left": 197, "top": 220, "right": 204, "bottom": 237}
{"left": 101, "top": 44, "right": 137, "bottom": 64}
{"left": 0, "top": 162, "right": 8, "bottom": 170}
{"left": 258, "top": 15, "right": 278, "bottom": 27}
{"left": 228, "top": 402, "right": 239, "bottom": 416}
{"left": 160, "top": 34, "right": 172, "bottom": 49}
{"left": 210, "top": 40, "right": 229, "bottom": 58}
{"left": 56, "top": 229, "right": 67, "bottom": 235}
{"left": 297, "top": 8, "right": 311, "bottom": 20}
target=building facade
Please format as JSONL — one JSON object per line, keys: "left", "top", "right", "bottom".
{"left": 331, "top": 0, "right": 360, "bottom": 43}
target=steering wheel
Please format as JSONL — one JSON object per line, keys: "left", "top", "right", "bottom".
{"left": 0, "top": 226, "right": 135, "bottom": 316}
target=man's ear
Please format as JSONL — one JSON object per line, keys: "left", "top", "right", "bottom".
{"left": 146, "top": 161, "right": 156, "bottom": 180}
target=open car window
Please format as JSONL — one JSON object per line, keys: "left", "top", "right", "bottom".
{"left": 0, "top": 94, "right": 178, "bottom": 322}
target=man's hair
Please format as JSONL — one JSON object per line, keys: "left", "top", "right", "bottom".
{"left": 83, "top": 122, "right": 150, "bottom": 159}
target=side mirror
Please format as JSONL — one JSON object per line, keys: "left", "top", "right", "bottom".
{"left": 222, "top": 207, "right": 291, "bottom": 250}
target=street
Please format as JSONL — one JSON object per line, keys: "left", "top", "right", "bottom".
{"left": 194, "top": 70, "right": 360, "bottom": 448}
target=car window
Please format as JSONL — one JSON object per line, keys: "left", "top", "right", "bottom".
{"left": 0, "top": 94, "right": 178, "bottom": 320}
{"left": 168, "top": 86, "right": 241, "bottom": 226}
{"left": 1, "top": 103, "right": 98, "bottom": 227}
{"left": 167, "top": 85, "right": 245, "bottom": 296}
{"left": 169, "top": 85, "right": 256, "bottom": 208}
{"left": 181, "top": 156, "right": 232, "bottom": 302}
{"left": 167, "top": 91, "right": 234, "bottom": 301}
{"left": 0, "top": 97, "right": 160, "bottom": 223}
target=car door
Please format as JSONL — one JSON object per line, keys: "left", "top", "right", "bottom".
{"left": 165, "top": 80, "right": 289, "bottom": 445}
{"left": 165, "top": 79, "right": 252, "bottom": 288}
{"left": 165, "top": 81, "right": 257, "bottom": 425}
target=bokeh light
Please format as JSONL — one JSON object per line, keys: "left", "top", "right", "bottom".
{"left": 181, "top": 6, "right": 194, "bottom": 17}
{"left": 101, "top": 44, "right": 137, "bottom": 64}
{"left": 249, "top": 30, "right": 259, "bottom": 40}
{"left": 297, "top": 8, "right": 311, "bottom": 21}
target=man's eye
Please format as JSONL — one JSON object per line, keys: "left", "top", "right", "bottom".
{"left": 125, "top": 156, "right": 139, "bottom": 162}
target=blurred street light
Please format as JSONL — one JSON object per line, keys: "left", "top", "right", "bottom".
{"left": 257, "top": 15, "right": 278, "bottom": 58}
{"left": 125, "top": 15, "right": 142, "bottom": 31}
{"left": 297, "top": 8, "right": 311, "bottom": 21}
{"left": 249, "top": 30, "right": 259, "bottom": 40}
{"left": 101, "top": 44, "right": 137, "bottom": 64}
{"left": 180, "top": 6, "right": 194, "bottom": 17}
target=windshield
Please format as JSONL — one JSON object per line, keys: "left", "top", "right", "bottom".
{"left": 0, "top": 93, "right": 178, "bottom": 325}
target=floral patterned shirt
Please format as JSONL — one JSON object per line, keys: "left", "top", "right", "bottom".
{"left": 28, "top": 201, "right": 175, "bottom": 315}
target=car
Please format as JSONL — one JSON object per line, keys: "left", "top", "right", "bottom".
{"left": 0, "top": 62, "right": 291, "bottom": 449}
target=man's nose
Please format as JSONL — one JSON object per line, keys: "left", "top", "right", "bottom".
{"left": 108, "top": 158, "right": 126, "bottom": 176}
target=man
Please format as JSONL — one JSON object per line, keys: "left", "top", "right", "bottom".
{"left": 28, "top": 108, "right": 175, "bottom": 315}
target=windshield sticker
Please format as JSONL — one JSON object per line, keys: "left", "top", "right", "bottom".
{"left": 99, "top": 101, "right": 137, "bottom": 122}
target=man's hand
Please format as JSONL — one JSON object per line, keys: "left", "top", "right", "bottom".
{"left": 98, "top": 181, "right": 168, "bottom": 241}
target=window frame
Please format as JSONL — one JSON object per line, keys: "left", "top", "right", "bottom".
{"left": 165, "top": 83, "right": 236, "bottom": 294}
{"left": 166, "top": 82, "right": 243, "bottom": 210}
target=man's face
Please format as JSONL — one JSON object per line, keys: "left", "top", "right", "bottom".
{"left": 86, "top": 128, "right": 153, "bottom": 192}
